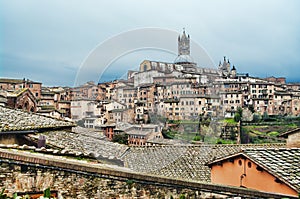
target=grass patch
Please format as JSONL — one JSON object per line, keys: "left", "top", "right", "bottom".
{"left": 267, "top": 131, "right": 279, "bottom": 137}
{"left": 223, "top": 118, "right": 237, "bottom": 124}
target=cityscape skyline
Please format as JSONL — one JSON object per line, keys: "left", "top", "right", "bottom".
{"left": 1, "top": 0, "right": 300, "bottom": 86}
{"left": 0, "top": 2, "right": 300, "bottom": 197}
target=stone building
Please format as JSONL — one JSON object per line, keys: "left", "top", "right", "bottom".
{"left": 51, "top": 29, "right": 300, "bottom": 126}
{"left": 0, "top": 78, "right": 42, "bottom": 99}
{"left": 38, "top": 88, "right": 56, "bottom": 114}
{"left": 6, "top": 88, "right": 37, "bottom": 112}
{"left": 0, "top": 90, "right": 7, "bottom": 106}
{"left": 127, "top": 124, "right": 163, "bottom": 146}
{"left": 71, "top": 99, "right": 100, "bottom": 121}
{"left": 70, "top": 81, "right": 101, "bottom": 100}
{"left": 279, "top": 127, "right": 300, "bottom": 147}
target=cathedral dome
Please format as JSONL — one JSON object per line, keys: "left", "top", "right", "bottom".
{"left": 174, "top": 54, "right": 194, "bottom": 64}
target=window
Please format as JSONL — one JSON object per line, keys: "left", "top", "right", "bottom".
{"left": 248, "top": 162, "right": 252, "bottom": 168}
{"left": 238, "top": 159, "right": 242, "bottom": 166}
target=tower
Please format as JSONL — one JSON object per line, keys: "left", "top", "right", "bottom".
{"left": 178, "top": 29, "right": 190, "bottom": 56}
{"left": 174, "top": 29, "right": 194, "bottom": 65}
{"left": 219, "top": 56, "right": 231, "bottom": 77}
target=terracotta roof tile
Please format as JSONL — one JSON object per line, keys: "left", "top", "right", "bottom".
{"left": 243, "top": 148, "right": 300, "bottom": 192}
{"left": 0, "top": 107, "right": 74, "bottom": 132}
{"left": 124, "top": 143, "right": 286, "bottom": 182}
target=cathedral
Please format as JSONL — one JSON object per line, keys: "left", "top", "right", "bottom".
{"left": 130, "top": 29, "right": 235, "bottom": 87}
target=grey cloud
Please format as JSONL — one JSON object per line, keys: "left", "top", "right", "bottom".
{"left": 1, "top": 0, "right": 300, "bottom": 85}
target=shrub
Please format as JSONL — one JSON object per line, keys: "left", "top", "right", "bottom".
{"left": 193, "top": 135, "right": 201, "bottom": 141}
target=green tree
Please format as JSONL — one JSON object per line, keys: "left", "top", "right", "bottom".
{"left": 76, "top": 120, "right": 85, "bottom": 127}
{"left": 112, "top": 133, "right": 128, "bottom": 145}
{"left": 262, "top": 112, "right": 269, "bottom": 121}
{"left": 43, "top": 187, "right": 51, "bottom": 198}
{"left": 234, "top": 113, "right": 241, "bottom": 122}
{"left": 179, "top": 194, "right": 186, "bottom": 199}
{"left": 248, "top": 105, "right": 255, "bottom": 113}
{"left": 0, "top": 188, "right": 7, "bottom": 199}
{"left": 252, "top": 113, "right": 261, "bottom": 123}
{"left": 234, "top": 107, "right": 243, "bottom": 122}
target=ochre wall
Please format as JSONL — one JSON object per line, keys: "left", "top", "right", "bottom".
{"left": 211, "top": 157, "right": 298, "bottom": 197}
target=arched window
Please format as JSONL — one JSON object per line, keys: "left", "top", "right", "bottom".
{"left": 30, "top": 107, "right": 35, "bottom": 112}
{"left": 24, "top": 102, "right": 29, "bottom": 111}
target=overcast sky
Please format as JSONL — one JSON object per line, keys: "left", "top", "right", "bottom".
{"left": 1, "top": 0, "right": 300, "bottom": 86}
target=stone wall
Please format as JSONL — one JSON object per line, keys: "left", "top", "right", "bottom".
{"left": 0, "top": 134, "right": 33, "bottom": 145}
{"left": 0, "top": 149, "right": 295, "bottom": 199}
{"left": 287, "top": 132, "right": 300, "bottom": 147}
{"left": 0, "top": 161, "right": 220, "bottom": 199}
{"left": 0, "top": 134, "right": 18, "bottom": 145}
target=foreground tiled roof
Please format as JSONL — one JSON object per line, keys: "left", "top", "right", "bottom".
{"left": 34, "top": 127, "right": 129, "bottom": 161}
{"left": 0, "top": 106, "right": 74, "bottom": 132}
{"left": 123, "top": 143, "right": 286, "bottom": 182}
{"left": 242, "top": 148, "right": 300, "bottom": 192}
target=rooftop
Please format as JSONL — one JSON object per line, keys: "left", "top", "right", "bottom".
{"left": 0, "top": 106, "right": 74, "bottom": 132}
{"left": 208, "top": 148, "right": 300, "bottom": 192}
{"left": 279, "top": 127, "right": 300, "bottom": 138}
{"left": 123, "top": 143, "right": 286, "bottom": 182}
{"left": 0, "top": 78, "right": 41, "bottom": 84}
{"left": 35, "top": 128, "right": 129, "bottom": 163}
{"left": 244, "top": 148, "right": 300, "bottom": 192}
